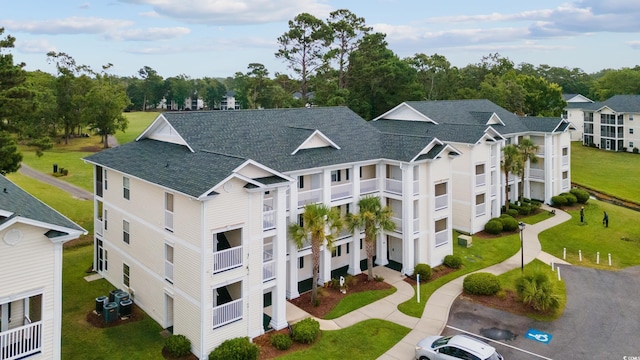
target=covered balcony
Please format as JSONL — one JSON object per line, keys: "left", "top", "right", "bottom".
{"left": 1, "top": 295, "right": 42, "bottom": 360}
{"left": 212, "top": 282, "right": 243, "bottom": 329}
{"left": 263, "top": 240, "right": 275, "bottom": 282}
{"left": 212, "top": 229, "right": 243, "bottom": 274}
{"left": 384, "top": 164, "right": 403, "bottom": 195}
{"left": 434, "top": 183, "right": 448, "bottom": 210}
{"left": 297, "top": 174, "right": 322, "bottom": 207}
{"left": 475, "top": 164, "right": 486, "bottom": 187}
{"left": 359, "top": 165, "right": 378, "bottom": 195}
{"left": 263, "top": 196, "right": 276, "bottom": 231}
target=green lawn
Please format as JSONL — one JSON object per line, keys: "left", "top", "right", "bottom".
{"left": 398, "top": 231, "right": 521, "bottom": 318}
{"left": 115, "top": 111, "right": 158, "bottom": 144}
{"left": 61, "top": 245, "right": 165, "bottom": 359}
{"left": 323, "top": 288, "right": 397, "bottom": 319}
{"left": 539, "top": 199, "right": 640, "bottom": 269}
{"left": 495, "top": 259, "right": 567, "bottom": 321}
{"left": 571, "top": 142, "right": 640, "bottom": 203}
{"left": 276, "top": 319, "right": 410, "bottom": 360}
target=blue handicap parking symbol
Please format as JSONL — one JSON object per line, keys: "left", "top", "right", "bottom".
{"left": 525, "top": 328, "right": 552, "bottom": 344}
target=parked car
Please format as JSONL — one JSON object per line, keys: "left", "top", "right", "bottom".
{"left": 415, "top": 334, "right": 503, "bottom": 360}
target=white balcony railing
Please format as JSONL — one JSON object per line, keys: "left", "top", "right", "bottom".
{"left": 164, "top": 210, "right": 173, "bottom": 231}
{"left": 298, "top": 189, "right": 322, "bottom": 207}
{"left": 562, "top": 155, "right": 569, "bottom": 167}
{"left": 212, "top": 246, "right": 242, "bottom": 274}
{"left": 491, "top": 185, "right": 497, "bottom": 197}
{"left": 475, "top": 173, "right": 486, "bottom": 187}
{"left": 413, "top": 180, "right": 419, "bottom": 195}
{"left": 490, "top": 154, "right": 497, "bottom": 168}
{"left": 476, "top": 203, "right": 486, "bottom": 217}
{"left": 385, "top": 178, "right": 403, "bottom": 195}
{"left": 435, "top": 194, "right": 448, "bottom": 210}
{"left": 391, "top": 217, "right": 403, "bottom": 233}
{"left": 95, "top": 219, "right": 103, "bottom": 236}
{"left": 263, "top": 260, "right": 276, "bottom": 282}
{"left": 413, "top": 218, "right": 419, "bottom": 233}
{"left": 331, "top": 182, "right": 353, "bottom": 201}
{"left": 165, "top": 260, "right": 174, "bottom": 283}
{"left": 360, "top": 178, "right": 378, "bottom": 194}
{"left": 435, "top": 229, "right": 448, "bottom": 246}
{"left": 212, "top": 299, "right": 242, "bottom": 328}
{"left": 529, "top": 169, "right": 544, "bottom": 180}
{"left": 562, "top": 178, "right": 570, "bottom": 190}
{"left": 0, "top": 321, "right": 42, "bottom": 360}
{"left": 263, "top": 210, "right": 276, "bottom": 230}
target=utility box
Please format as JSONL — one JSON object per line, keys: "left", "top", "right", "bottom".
{"left": 95, "top": 296, "right": 108, "bottom": 315}
{"left": 103, "top": 302, "right": 118, "bottom": 323}
{"left": 457, "top": 235, "right": 472, "bottom": 248}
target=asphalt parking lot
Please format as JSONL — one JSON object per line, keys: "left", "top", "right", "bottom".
{"left": 442, "top": 265, "right": 640, "bottom": 360}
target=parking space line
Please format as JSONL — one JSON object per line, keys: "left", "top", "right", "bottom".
{"left": 446, "top": 325, "right": 553, "bottom": 360}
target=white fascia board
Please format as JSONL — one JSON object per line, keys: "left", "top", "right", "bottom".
{"left": 372, "top": 102, "right": 438, "bottom": 124}
{"left": 0, "top": 216, "right": 86, "bottom": 240}
{"left": 135, "top": 113, "right": 194, "bottom": 153}
{"left": 291, "top": 130, "right": 341, "bottom": 155}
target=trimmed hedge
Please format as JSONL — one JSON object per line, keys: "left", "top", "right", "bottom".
{"left": 463, "top": 272, "right": 501, "bottom": 296}
{"left": 443, "top": 255, "right": 462, "bottom": 269}
{"left": 164, "top": 334, "right": 191, "bottom": 358}
{"left": 561, "top": 192, "right": 577, "bottom": 205}
{"left": 414, "top": 263, "right": 433, "bottom": 280}
{"left": 551, "top": 195, "right": 567, "bottom": 207}
{"left": 570, "top": 188, "right": 590, "bottom": 204}
{"left": 500, "top": 215, "right": 519, "bottom": 232}
{"left": 291, "top": 318, "right": 320, "bottom": 344}
{"left": 505, "top": 208, "right": 519, "bottom": 217}
{"left": 484, "top": 219, "right": 503, "bottom": 235}
{"left": 270, "top": 333, "right": 292, "bottom": 350}
{"left": 209, "top": 337, "right": 258, "bottom": 360}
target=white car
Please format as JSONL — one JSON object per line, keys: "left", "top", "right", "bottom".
{"left": 415, "top": 334, "right": 503, "bottom": 360}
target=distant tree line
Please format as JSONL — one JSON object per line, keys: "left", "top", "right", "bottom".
{"left": 2, "top": 10, "right": 640, "bottom": 173}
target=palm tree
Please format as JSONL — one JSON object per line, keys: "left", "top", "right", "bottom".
{"left": 346, "top": 196, "right": 396, "bottom": 281}
{"left": 288, "top": 203, "right": 342, "bottom": 304}
{"left": 517, "top": 139, "right": 539, "bottom": 202}
{"left": 501, "top": 144, "right": 520, "bottom": 211}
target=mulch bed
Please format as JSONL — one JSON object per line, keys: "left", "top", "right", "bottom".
{"left": 403, "top": 264, "right": 459, "bottom": 286}
{"left": 255, "top": 327, "right": 316, "bottom": 360}
{"left": 287, "top": 273, "right": 393, "bottom": 318}
{"left": 459, "top": 289, "right": 551, "bottom": 317}
{"left": 161, "top": 347, "right": 198, "bottom": 360}
{"left": 85, "top": 303, "right": 144, "bottom": 328}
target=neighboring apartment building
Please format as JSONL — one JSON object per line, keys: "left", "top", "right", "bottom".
{"left": 84, "top": 106, "right": 461, "bottom": 358}
{"left": 373, "top": 100, "right": 574, "bottom": 234}
{"left": 565, "top": 94, "right": 640, "bottom": 152}
{"left": 0, "top": 175, "right": 86, "bottom": 360}
{"left": 562, "top": 94, "right": 594, "bottom": 141}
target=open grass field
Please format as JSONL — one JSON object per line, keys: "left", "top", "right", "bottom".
{"left": 115, "top": 111, "right": 158, "bottom": 144}
{"left": 571, "top": 142, "right": 640, "bottom": 203}
{"left": 540, "top": 199, "right": 640, "bottom": 269}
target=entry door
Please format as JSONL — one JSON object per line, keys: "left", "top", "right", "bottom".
{"left": 165, "top": 294, "right": 174, "bottom": 329}
{"left": 388, "top": 237, "right": 402, "bottom": 263}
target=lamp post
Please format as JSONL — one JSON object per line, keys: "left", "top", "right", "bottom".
{"left": 519, "top": 222, "right": 526, "bottom": 274}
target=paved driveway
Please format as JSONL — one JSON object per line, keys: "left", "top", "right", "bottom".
{"left": 443, "top": 265, "right": 640, "bottom": 360}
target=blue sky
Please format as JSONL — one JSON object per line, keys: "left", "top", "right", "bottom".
{"left": 3, "top": 0, "right": 640, "bottom": 79}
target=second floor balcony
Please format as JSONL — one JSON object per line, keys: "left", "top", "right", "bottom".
{"left": 0, "top": 321, "right": 42, "bottom": 360}
{"left": 212, "top": 246, "right": 242, "bottom": 274}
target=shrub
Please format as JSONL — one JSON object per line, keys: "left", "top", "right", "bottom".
{"left": 443, "top": 255, "right": 462, "bottom": 269}
{"left": 326, "top": 278, "right": 341, "bottom": 289}
{"left": 500, "top": 215, "right": 519, "bottom": 232}
{"left": 561, "top": 192, "right": 577, "bottom": 205}
{"left": 374, "top": 275, "right": 384, "bottom": 282}
{"left": 413, "top": 263, "right": 432, "bottom": 280}
{"left": 270, "top": 333, "right": 292, "bottom": 350}
{"left": 345, "top": 274, "right": 358, "bottom": 288}
{"left": 291, "top": 318, "right": 320, "bottom": 344}
{"left": 164, "top": 334, "right": 191, "bottom": 358}
{"left": 505, "top": 209, "right": 519, "bottom": 218}
{"left": 570, "top": 188, "right": 590, "bottom": 204}
{"left": 551, "top": 195, "right": 567, "bottom": 207}
{"left": 209, "top": 337, "right": 258, "bottom": 360}
{"left": 518, "top": 204, "right": 532, "bottom": 215}
{"left": 484, "top": 219, "right": 503, "bottom": 235}
{"left": 634, "top": 147, "right": 639, "bottom": 154}
{"left": 463, "top": 272, "right": 501, "bottom": 296}
{"left": 515, "top": 270, "right": 561, "bottom": 312}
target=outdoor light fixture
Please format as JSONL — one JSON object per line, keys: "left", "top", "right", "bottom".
{"left": 519, "top": 222, "right": 526, "bottom": 274}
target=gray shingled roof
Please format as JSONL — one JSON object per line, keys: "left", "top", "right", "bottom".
{"left": 0, "top": 175, "right": 85, "bottom": 234}
{"left": 519, "top": 117, "right": 568, "bottom": 133}
{"left": 566, "top": 95, "right": 640, "bottom": 112}
{"left": 85, "top": 107, "right": 445, "bottom": 198}
{"left": 370, "top": 119, "right": 491, "bottom": 144}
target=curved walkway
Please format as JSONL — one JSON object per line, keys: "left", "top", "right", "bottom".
{"left": 286, "top": 205, "right": 572, "bottom": 360}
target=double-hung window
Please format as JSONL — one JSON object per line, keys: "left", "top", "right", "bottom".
{"left": 123, "top": 176, "right": 130, "bottom": 200}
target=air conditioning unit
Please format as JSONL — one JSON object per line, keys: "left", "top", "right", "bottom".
{"left": 457, "top": 235, "right": 472, "bottom": 248}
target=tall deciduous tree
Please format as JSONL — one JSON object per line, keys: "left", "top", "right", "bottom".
{"left": 288, "top": 203, "right": 342, "bottom": 304}
{"left": 501, "top": 144, "right": 521, "bottom": 210}
{"left": 408, "top": 53, "right": 457, "bottom": 100}
{"left": 201, "top": 77, "right": 227, "bottom": 110}
{"left": 84, "top": 73, "right": 130, "bottom": 148}
{"left": 346, "top": 196, "right": 395, "bottom": 281}
{"left": 137, "top": 66, "right": 165, "bottom": 111}
{"left": 275, "top": 13, "right": 331, "bottom": 102}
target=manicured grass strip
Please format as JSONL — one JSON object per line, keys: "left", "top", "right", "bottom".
{"left": 6, "top": 172, "right": 94, "bottom": 234}
{"left": 539, "top": 199, "right": 640, "bottom": 269}
{"left": 61, "top": 245, "right": 165, "bottom": 359}
{"left": 398, "top": 232, "right": 521, "bottom": 318}
{"left": 571, "top": 142, "right": 640, "bottom": 204}
{"left": 324, "top": 288, "right": 397, "bottom": 319}
{"left": 116, "top": 111, "right": 158, "bottom": 144}
{"left": 276, "top": 319, "right": 410, "bottom": 360}
{"left": 495, "top": 259, "right": 567, "bottom": 321}
{"left": 522, "top": 210, "right": 555, "bottom": 225}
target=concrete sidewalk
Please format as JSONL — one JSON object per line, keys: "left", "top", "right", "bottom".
{"left": 286, "top": 205, "right": 573, "bottom": 360}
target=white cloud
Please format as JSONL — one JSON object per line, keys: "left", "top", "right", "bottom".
{"left": 139, "top": 10, "right": 161, "bottom": 18}
{"left": 105, "top": 27, "right": 191, "bottom": 41}
{"left": 628, "top": 40, "right": 640, "bottom": 50}
{"left": 119, "top": 0, "right": 333, "bottom": 25}
{"left": 3, "top": 17, "right": 133, "bottom": 35}
{"left": 16, "top": 39, "right": 57, "bottom": 54}
{"left": 125, "top": 36, "right": 274, "bottom": 54}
